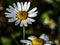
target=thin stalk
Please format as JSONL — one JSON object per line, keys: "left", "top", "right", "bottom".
{"left": 23, "top": 26, "right": 25, "bottom": 45}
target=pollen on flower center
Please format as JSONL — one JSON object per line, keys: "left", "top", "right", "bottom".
{"left": 16, "top": 11, "right": 28, "bottom": 20}
{"left": 32, "top": 38, "right": 43, "bottom": 45}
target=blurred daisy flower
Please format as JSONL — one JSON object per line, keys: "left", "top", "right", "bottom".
{"left": 5, "top": 2, "right": 38, "bottom": 27}
{"left": 43, "top": 18, "right": 56, "bottom": 30}
{"left": 43, "top": 0, "right": 53, "bottom": 4}
{"left": 20, "top": 34, "right": 53, "bottom": 45}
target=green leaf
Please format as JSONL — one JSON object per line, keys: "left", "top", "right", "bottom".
{"left": 47, "top": 10, "right": 53, "bottom": 14}
{"left": 1, "top": 37, "right": 11, "bottom": 45}
{"left": 39, "top": 10, "right": 53, "bottom": 22}
{"left": 40, "top": 12, "right": 49, "bottom": 22}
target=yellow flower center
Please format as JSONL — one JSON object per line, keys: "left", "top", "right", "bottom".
{"left": 32, "top": 38, "right": 43, "bottom": 45}
{"left": 47, "top": 19, "right": 52, "bottom": 26}
{"left": 16, "top": 11, "right": 28, "bottom": 20}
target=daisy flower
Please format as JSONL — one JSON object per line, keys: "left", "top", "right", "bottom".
{"left": 43, "top": 18, "right": 56, "bottom": 29}
{"left": 20, "top": 34, "right": 53, "bottom": 45}
{"left": 5, "top": 2, "right": 38, "bottom": 27}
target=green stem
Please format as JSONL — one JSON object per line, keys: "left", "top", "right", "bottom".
{"left": 23, "top": 26, "right": 25, "bottom": 45}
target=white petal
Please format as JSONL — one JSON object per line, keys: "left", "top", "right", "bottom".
{"left": 39, "top": 34, "right": 49, "bottom": 41}
{"left": 21, "top": 2, "right": 23, "bottom": 10}
{"left": 8, "top": 18, "right": 17, "bottom": 22}
{"left": 46, "top": 41, "right": 53, "bottom": 44}
{"left": 13, "top": 3, "right": 18, "bottom": 10}
{"left": 26, "top": 2, "right": 31, "bottom": 11}
{"left": 20, "top": 40, "right": 31, "bottom": 44}
{"left": 5, "top": 12, "right": 10, "bottom": 15}
{"left": 5, "top": 12, "right": 16, "bottom": 17}
{"left": 44, "top": 44, "right": 51, "bottom": 45}
{"left": 20, "top": 21, "right": 24, "bottom": 27}
{"left": 15, "top": 20, "right": 20, "bottom": 26}
{"left": 27, "top": 18, "right": 35, "bottom": 22}
{"left": 23, "top": 20, "right": 28, "bottom": 27}
{"left": 28, "top": 36, "right": 37, "bottom": 40}
{"left": 6, "top": 8, "right": 16, "bottom": 14}
{"left": 17, "top": 2, "right": 21, "bottom": 11}
{"left": 9, "top": 5, "right": 14, "bottom": 10}
{"left": 6, "top": 14, "right": 16, "bottom": 17}
{"left": 28, "top": 11, "right": 38, "bottom": 17}
{"left": 26, "top": 43, "right": 32, "bottom": 45}
{"left": 5, "top": 12, "right": 15, "bottom": 15}
{"left": 9, "top": 5, "right": 17, "bottom": 12}
{"left": 23, "top": 2, "right": 27, "bottom": 11}
{"left": 28, "top": 7, "right": 37, "bottom": 14}
{"left": 6, "top": 8, "right": 13, "bottom": 12}
{"left": 26, "top": 18, "right": 32, "bottom": 24}
{"left": 5, "top": 8, "right": 17, "bottom": 14}
{"left": 29, "top": 11, "right": 38, "bottom": 14}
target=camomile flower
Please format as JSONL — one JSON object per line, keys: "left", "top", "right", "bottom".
{"left": 5, "top": 2, "right": 38, "bottom": 27}
{"left": 20, "top": 34, "right": 53, "bottom": 45}
{"left": 43, "top": 18, "right": 56, "bottom": 29}
{"left": 20, "top": 36, "right": 43, "bottom": 45}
